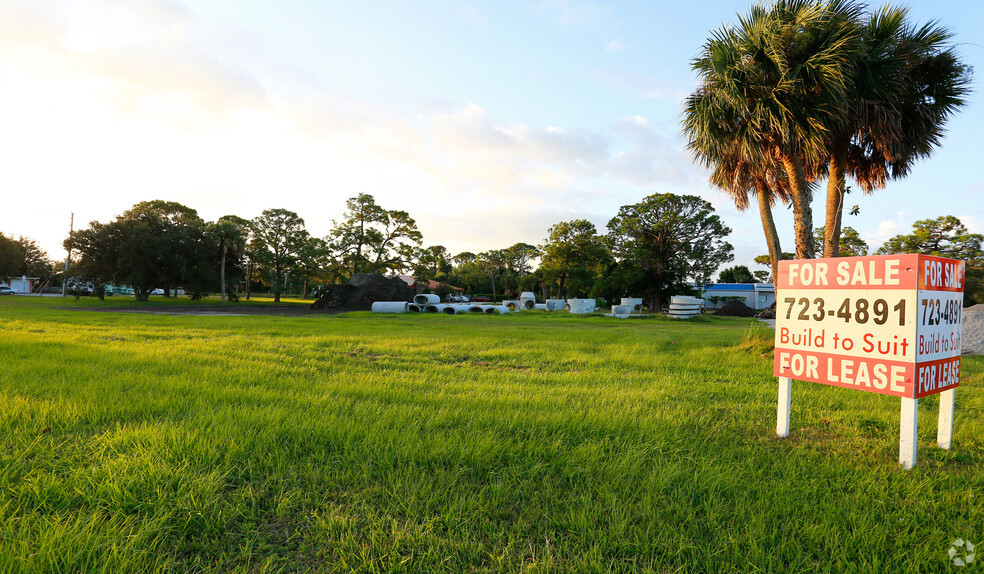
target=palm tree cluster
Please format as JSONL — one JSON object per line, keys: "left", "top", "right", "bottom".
{"left": 681, "top": 0, "right": 970, "bottom": 279}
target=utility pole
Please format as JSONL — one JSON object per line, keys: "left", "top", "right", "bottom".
{"left": 62, "top": 212, "right": 73, "bottom": 296}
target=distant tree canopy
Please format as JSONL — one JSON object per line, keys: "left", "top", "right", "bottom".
{"left": 328, "top": 193, "right": 422, "bottom": 276}
{"left": 718, "top": 265, "right": 756, "bottom": 284}
{"left": 43, "top": 191, "right": 746, "bottom": 306}
{"left": 814, "top": 226, "right": 868, "bottom": 257}
{"left": 0, "top": 232, "right": 24, "bottom": 281}
{"left": 876, "top": 216, "right": 983, "bottom": 305}
{"left": 607, "top": 193, "right": 732, "bottom": 310}
{"left": 65, "top": 200, "right": 212, "bottom": 301}
{"left": 251, "top": 208, "right": 309, "bottom": 303}
{"left": 538, "top": 219, "right": 608, "bottom": 299}
{"left": 0, "top": 232, "right": 57, "bottom": 285}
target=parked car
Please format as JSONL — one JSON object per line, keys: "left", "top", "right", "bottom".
{"left": 447, "top": 294, "right": 471, "bottom": 303}
{"left": 470, "top": 295, "right": 492, "bottom": 302}
{"left": 151, "top": 288, "right": 165, "bottom": 295}
{"left": 0, "top": 286, "right": 15, "bottom": 295}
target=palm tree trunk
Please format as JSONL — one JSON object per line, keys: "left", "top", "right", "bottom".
{"left": 245, "top": 260, "right": 252, "bottom": 300}
{"left": 755, "top": 181, "right": 783, "bottom": 282}
{"left": 778, "top": 151, "right": 815, "bottom": 259}
{"left": 823, "top": 135, "right": 849, "bottom": 258}
{"left": 220, "top": 244, "right": 227, "bottom": 303}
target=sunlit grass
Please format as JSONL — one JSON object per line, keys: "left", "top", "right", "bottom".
{"left": 1, "top": 298, "right": 982, "bottom": 572}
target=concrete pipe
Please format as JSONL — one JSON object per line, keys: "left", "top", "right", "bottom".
{"left": 444, "top": 304, "right": 476, "bottom": 315}
{"left": 408, "top": 303, "right": 422, "bottom": 312}
{"left": 534, "top": 303, "right": 547, "bottom": 311}
{"left": 546, "top": 299, "right": 566, "bottom": 311}
{"left": 483, "top": 305, "right": 510, "bottom": 314}
{"left": 519, "top": 292, "right": 536, "bottom": 309}
{"left": 371, "top": 301, "right": 409, "bottom": 313}
{"left": 414, "top": 294, "right": 441, "bottom": 305}
{"left": 467, "top": 305, "right": 485, "bottom": 313}
{"left": 612, "top": 305, "right": 632, "bottom": 315}
{"left": 621, "top": 297, "right": 644, "bottom": 312}
{"left": 502, "top": 300, "right": 522, "bottom": 312}
{"left": 567, "top": 299, "right": 597, "bottom": 314}
{"left": 424, "top": 304, "right": 446, "bottom": 313}
{"left": 667, "top": 296, "right": 703, "bottom": 319}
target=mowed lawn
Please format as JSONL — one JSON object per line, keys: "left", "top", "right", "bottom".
{"left": 1, "top": 298, "right": 982, "bottom": 573}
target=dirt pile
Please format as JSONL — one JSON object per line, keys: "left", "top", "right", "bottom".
{"left": 715, "top": 300, "right": 757, "bottom": 317}
{"left": 963, "top": 304, "right": 984, "bottom": 355}
{"left": 311, "top": 273, "right": 414, "bottom": 312}
{"left": 757, "top": 301, "right": 777, "bottom": 319}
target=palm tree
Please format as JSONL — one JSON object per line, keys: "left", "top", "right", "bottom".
{"left": 686, "top": 0, "right": 862, "bottom": 259}
{"left": 683, "top": 88, "right": 792, "bottom": 282}
{"left": 821, "top": 6, "right": 970, "bottom": 256}
{"left": 212, "top": 217, "right": 247, "bottom": 303}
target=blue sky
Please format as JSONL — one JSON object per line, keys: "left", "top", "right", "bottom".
{"left": 1, "top": 0, "right": 982, "bottom": 276}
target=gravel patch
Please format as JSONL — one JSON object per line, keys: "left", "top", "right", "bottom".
{"left": 963, "top": 304, "right": 984, "bottom": 355}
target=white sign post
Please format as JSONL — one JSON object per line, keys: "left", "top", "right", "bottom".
{"left": 773, "top": 254, "right": 964, "bottom": 469}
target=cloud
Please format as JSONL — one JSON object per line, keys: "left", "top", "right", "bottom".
{"left": 864, "top": 212, "right": 909, "bottom": 248}
{"left": 604, "top": 40, "right": 626, "bottom": 52}
{"left": 959, "top": 215, "right": 982, "bottom": 234}
{"left": 0, "top": 0, "right": 711, "bottom": 260}
{"left": 593, "top": 67, "right": 686, "bottom": 100}
{"left": 539, "top": 0, "right": 614, "bottom": 29}
{"left": 458, "top": 5, "right": 489, "bottom": 27}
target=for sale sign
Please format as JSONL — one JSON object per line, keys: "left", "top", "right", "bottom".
{"left": 773, "top": 254, "right": 964, "bottom": 398}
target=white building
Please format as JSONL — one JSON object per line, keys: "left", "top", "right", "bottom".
{"left": 698, "top": 283, "right": 775, "bottom": 311}
{"left": 0, "top": 276, "right": 39, "bottom": 294}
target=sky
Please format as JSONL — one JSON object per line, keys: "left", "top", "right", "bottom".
{"left": 1, "top": 0, "right": 982, "bottom": 277}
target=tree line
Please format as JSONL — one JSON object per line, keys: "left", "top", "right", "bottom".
{"left": 41, "top": 193, "right": 729, "bottom": 310}
{"left": 6, "top": 194, "right": 978, "bottom": 308}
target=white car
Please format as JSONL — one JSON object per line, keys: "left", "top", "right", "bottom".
{"left": 0, "top": 286, "right": 15, "bottom": 295}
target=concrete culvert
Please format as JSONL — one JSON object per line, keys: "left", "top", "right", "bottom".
{"left": 414, "top": 294, "right": 440, "bottom": 305}
{"left": 567, "top": 299, "right": 596, "bottom": 314}
{"left": 371, "top": 301, "right": 409, "bottom": 313}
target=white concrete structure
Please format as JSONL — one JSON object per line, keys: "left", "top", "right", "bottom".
{"left": 566, "top": 299, "right": 596, "bottom": 314}
{"left": 371, "top": 301, "right": 409, "bottom": 313}
{"left": 667, "top": 296, "right": 703, "bottom": 319}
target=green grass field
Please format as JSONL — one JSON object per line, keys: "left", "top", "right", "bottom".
{"left": 1, "top": 297, "right": 982, "bottom": 572}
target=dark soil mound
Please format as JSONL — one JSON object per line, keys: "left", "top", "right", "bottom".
{"left": 715, "top": 300, "right": 757, "bottom": 317}
{"left": 757, "top": 301, "right": 777, "bottom": 319}
{"left": 311, "top": 273, "right": 414, "bottom": 312}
